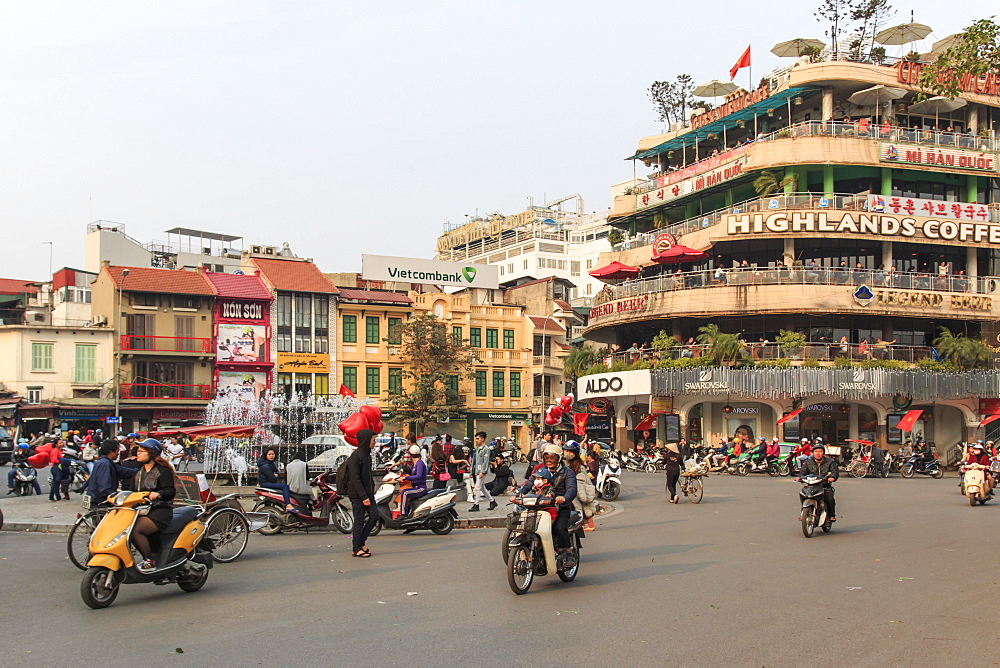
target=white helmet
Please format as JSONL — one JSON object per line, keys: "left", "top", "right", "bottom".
{"left": 541, "top": 444, "right": 563, "bottom": 460}
{"left": 408, "top": 444, "right": 421, "bottom": 456}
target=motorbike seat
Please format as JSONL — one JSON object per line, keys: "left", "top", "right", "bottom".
{"left": 411, "top": 489, "right": 442, "bottom": 504}
{"left": 162, "top": 506, "right": 200, "bottom": 536}
{"left": 289, "top": 491, "right": 313, "bottom": 505}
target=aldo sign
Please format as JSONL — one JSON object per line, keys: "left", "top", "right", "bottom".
{"left": 578, "top": 369, "right": 652, "bottom": 400}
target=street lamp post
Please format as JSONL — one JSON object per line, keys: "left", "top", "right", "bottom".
{"left": 113, "top": 268, "right": 129, "bottom": 436}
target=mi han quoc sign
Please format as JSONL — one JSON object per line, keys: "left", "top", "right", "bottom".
{"left": 879, "top": 143, "right": 997, "bottom": 172}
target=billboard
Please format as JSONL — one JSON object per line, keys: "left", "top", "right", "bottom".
{"left": 217, "top": 324, "right": 267, "bottom": 363}
{"left": 362, "top": 254, "right": 499, "bottom": 289}
{"left": 217, "top": 371, "right": 268, "bottom": 404}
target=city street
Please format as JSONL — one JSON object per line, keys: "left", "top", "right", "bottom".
{"left": 0, "top": 469, "right": 990, "bottom": 666}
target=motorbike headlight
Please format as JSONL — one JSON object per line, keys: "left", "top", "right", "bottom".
{"left": 103, "top": 529, "right": 130, "bottom": 549}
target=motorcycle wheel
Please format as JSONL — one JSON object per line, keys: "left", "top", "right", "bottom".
{"left": 507, "top": 545, "right": 534, "bottom": 595}
{"left": 254, "top": 503, "right": 284, "bottom": 536}
{"left": 81, "top": 567, "right": 120, "bottom": 609}
{"left": 767, "top": 464, "right": 779, "bottom": 477}
{"left": 901, "top": 464, "right": 915, "bottom": 479}
{"left": 430, "top": 514, "right": 454, "bottom": 535}
{"left": 501, "top": 529, "right": 512, "bottom": 564}
{"left": 68, "top": 511, "right": 103, "bottom": 571}
{"left": 970, "top": 494, "right": 978, "bottom": 507}
{"left": 686, "top": 477, "right": 703, "bottom": 504}
{"left": 177, "top": 565, "right": 209, "bottom": 592}
{"left": 205, "top": 508, "right": 249, "bottom": 563}
{"left": 801, "top": 507, "right": 816, "bottom": 538}
{"left": 602, "top": 480, "right": 620, "bottom": 501}
{"left": 368, "top": 519, "right": 383, "bottom": 536}
{"left": 778, "top": 462, "right": 790, "bottom": 476}
{"left": 931, "top": 468, "right": 944, "bottom": 479}
{"left": 334, "top": 503, "right": 353, "bottom": 534}
{"left": 72, "top": 475, "right": 88, "bottom": 494}
{"left": 558, "top": 547, "right": 580, "bottom": 582}
{"left": 822, "top": 522, "right": 832, "bottom": 533}
{"left": 736, "top": 462, "right": 750, "bottom": 477}
{"left": 644, "top": 462, "right": 656, "bottom": 473}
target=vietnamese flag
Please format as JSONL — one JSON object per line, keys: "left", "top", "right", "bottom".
{"left": 730, "top": 45, "right": 751, "bottom": 80}
{"left": 979, "top": 414, "right": 1000, "bottom": 428}
{"left": 572, "top": 413, "right": 589, "bottom": 437}
{"left": 897, "top": 409, "right": 924, "bottom": 432}
{"left": 338, "top": 384, "right": 355, "bottom": 398}
{"left": 777, "top": 408, "right": 803, "bottom": 425}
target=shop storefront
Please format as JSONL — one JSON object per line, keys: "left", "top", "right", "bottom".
{"left": 465, "top": 412, "right": 529, "bottom": 448}
{"left": 578, "top": 369, "right": 653, "bottom": 449}
{"left": 212, "top": 293, "right": 273, "bottom": 404}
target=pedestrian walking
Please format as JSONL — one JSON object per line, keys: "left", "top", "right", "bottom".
{"left": 664, "top": 443, "right": 682, "bottom": 504}
{"left": 345, "top": 429, "right": 378, "bottom": 558}
{"left": 469, "top": 431, "right": 497, "bottom": 512}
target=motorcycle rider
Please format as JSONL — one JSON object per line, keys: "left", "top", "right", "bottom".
{"left": 7, "top": 440, "right": 42, "bottom": 495}
{"left": 512, "top": 444, "right": 577, "bottom": 554}
{"left": 960, "top": 442, "right": 993, "bottom": 495}
{"left": 796, "top": 444, "right": 838, "bottom": 523}
{"left": 914, "top": 438, "right": 934, "bottom": 471}
{"left": 765, "top": 437, "right": 780, "bottom": 468}
{"left": 795, "top": 438, "right": 812, "bottom": 471}
{"left": 398, "top": 444, "right": 428, "bottom": 516}
{"left": 85, "top": 440, "right": 134, "bottom": 506}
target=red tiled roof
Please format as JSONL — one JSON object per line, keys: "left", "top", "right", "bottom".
{"left": 250, "top": 258, "right": 339, "bottom": 294}
{"left": 104, "top": 266, "right": 214, "bottom": 295}
{"left": 0, "top": 278, "right": 38, "bottom": 295}
{"left": 554, "top": 300, "right": 572, "bottom": 311}
{"left": 204, "top": 272, "right": 272, "bottom": 300}
{"left": 337, "top": 289, "right": 413, "bottom": 305}
{"left": 528, "top": 316, "right": 565, "bottom": 332}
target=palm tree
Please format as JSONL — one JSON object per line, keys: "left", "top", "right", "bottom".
{"left": 933, "top": 327, "right": 993, "bottom": 370}
{"left": 696, "top": 324, "right": 744, "bottom": 365}
{"left": 563, "top": 346, "right": 598, "bottom": 379}
{"left": 752, "top": 170, "right": 798, "bottom": 198}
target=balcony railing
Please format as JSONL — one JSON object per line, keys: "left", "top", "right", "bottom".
{"left": 594, "top": 267, "right": 998, "bottom": 305}
{"left": 607, "top": 342, "right": 939, "bottom": 366}
{"left": 73, "top": 367, "right": 104, "bottom": 384}
{"left": 120, "top": 335, "right": 212, "bottom": 353}
{"left": 121, "top": 383, "right": 211, "bottom": 400}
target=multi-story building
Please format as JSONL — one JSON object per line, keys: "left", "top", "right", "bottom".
{"left": 244, "top": 250, "right": 338, "bottom": 398}
{"left": 408, "top": 291, "right": 532, "bottom": 445}
{"left": 205, "top": 271, "right": 274, "bottom": 404}
{"left": 90, "top": 264, "right": 216, "bottom": 434}
{"left": 85, "top": 223, "right": 244, "bottom": 274}
{"left": 327, "top": 279, "right": 414, "bottom": 403}
{"left": 434, "top": 194, "right": 625, "bottom": 307}
{"left": 582, "top": 47, "right": 1000, "bottom": 452}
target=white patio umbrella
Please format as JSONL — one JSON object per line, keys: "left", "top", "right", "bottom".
{"left": 875, "top": 22, "right": 932, "bottom": 46}
{"left": 693, "top": 80, "right": 739, "bottom": 98}
{"left": 847, "top": 85, "right": 906, "bottom": 124}
{"left": 906, "top": 96, "right": 967, "bottom": 128}
{"left": 770, "top": 38, "right": 826, "bottom": 58}
{"left": 931, "top": 34, "right": 962, "bottom": 53}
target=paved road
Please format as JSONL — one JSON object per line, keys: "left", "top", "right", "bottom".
{"left": 0, "top": 470, "right": 987, "bottom": 666}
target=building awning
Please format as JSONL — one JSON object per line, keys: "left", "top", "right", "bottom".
{"left": 589, "top": 261, "right": 640, "bottom": 279}
{"left": 628, "top": 86, "right": 823, "bottom": 160}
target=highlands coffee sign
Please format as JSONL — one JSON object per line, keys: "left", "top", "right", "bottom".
{"left": 725, "top": 211, "right": 1000, "bottom": 245}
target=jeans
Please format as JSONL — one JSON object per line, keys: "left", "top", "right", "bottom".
{"left": 665, "top": 468, "right": 680, "bottom": 499}
{"left": 823, "top": 487, "right": 836, "bottom": 517}
{"left": 796, "top": 455, "right": 811, "bottom": 469}
{"left": 259, "top": 482, "right": 291, "bottom": 505}
{"left": 7, "top": 468, "right": 42, "bottom": 494}
{"left": 351, "top": 497, "right": 378, "bottom": 552}
{"left": 472, "top": 474, "right": 494, "bottom": 505}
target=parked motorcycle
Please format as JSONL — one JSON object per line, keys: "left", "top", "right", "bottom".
{"left": 368, "top": 472, "right": 458, "bottom": 535}
{"left": 80, "top": 491, "right": 213, "bottom": 609}
{"left": 900, "top": 455, "right": 944, "bottom": 479}
{"left": 960, "top": 463, "right": 992, "bottom": 506}
{"left": 253, "top": 471, "right": 353, "bottom": 535}
{"left": 622, "top": 450, "right": 646, "bottom": 472}
{"left": 798, "top": 475, "right": 833, "bottom": 538}
{"left": 505, "top": 494, "right": 584, "bottom": 595}
{"left": 595, "top": 457, "right": 621, "bottom": 501}
{"left": 777, "top": 451, "right": 799, "bottom": 477}
{"left": 722, "top": 451, "right": 754, "bottom": 475}
{"left": 11, "top": 461, "right": 38, "bottom": 496}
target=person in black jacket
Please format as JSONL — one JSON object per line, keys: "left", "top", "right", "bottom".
{"left": 487, "top": 454, "right": 512, "bottom": 496}
{"left": 345, "top": 429, "right": 377, "bottom": 557}
{"left": 257, "top": 447, "right": 294, "bottom": 511}
{"left": 796, "top": 444, "right": 839, "bottom": 522}
{"left": 130, "top": 439, "right": 177, "bottom": 572}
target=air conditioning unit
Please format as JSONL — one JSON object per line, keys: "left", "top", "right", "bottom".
{"left": 92, "top": 315, "right": 108, "bottom": 326}
{"left": 264, "top": 246, "right": 276, "bottom": 255}
{"left": 250, "top": 245, "right": 262, "bottom": 254}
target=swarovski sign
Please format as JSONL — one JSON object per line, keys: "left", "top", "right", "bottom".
{"left": 362, "top": 255, "right": 499, "bottom": 289}
{"left": 578, "top": 369, "right": 652, "bottom": 400}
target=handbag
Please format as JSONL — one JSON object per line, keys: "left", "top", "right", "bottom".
{"left": 438, "top": 471, "right": 451, "bottom": 482}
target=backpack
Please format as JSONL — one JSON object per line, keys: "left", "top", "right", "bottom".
{"left": 336, "top": 457, "right": 351, "bottom": 497}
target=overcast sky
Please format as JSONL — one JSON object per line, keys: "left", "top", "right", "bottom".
{"left": 1, "top": 0, "right": 995, "bottom": 281}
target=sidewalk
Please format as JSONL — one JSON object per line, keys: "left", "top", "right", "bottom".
{"left": 0, "top": 487, "right": 621, "bottom": 534}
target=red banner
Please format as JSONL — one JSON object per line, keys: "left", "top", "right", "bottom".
{"left": 897, "top": 409, "right": 924, "bottom": 432}
{"left": 338, "top": 384, "right": 355, "bottom": 398}
{"left": 777, "top": 408, "right": 803, "bottom": 425}
{"left": 572, "top": 413, "right": 589, "bottom": 437}
{"left": 979, "top": 414, "right": 1000, "bottom": 428}
{"left": 730, "top": 45, "right": 751, "bottom": 80}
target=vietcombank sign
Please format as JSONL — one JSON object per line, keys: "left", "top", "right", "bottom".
{"left": 362, "top": 255, "right": 499, "bottom": 289}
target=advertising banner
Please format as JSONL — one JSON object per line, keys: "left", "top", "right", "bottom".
{"left": 879, "top": 142, "right": 996, "bottom": 172}
{"left": 276, "top": 353, "right": 330, "bottom": 373}
{"left": 362, "top": 255, "right": 499, "bottom": 289}
{"left": 217, "top": 371, "right": 268, "bottom": 403}
{"left": 868, "top": 195, "right": 990, "bottom": 222}
{"left": 637, "top": 153, "right": 748, "bottom": 211}
{"left": 217, "top": 324, "right": 267, "bottom": 363}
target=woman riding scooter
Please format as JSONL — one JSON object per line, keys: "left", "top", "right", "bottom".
{"left": 130, "top": 439, "right": 177, "bottom": 572}
{"left": 398, "top": 445, "right": 428, "bottom": 516}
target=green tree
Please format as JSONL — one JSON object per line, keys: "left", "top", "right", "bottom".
{"left": 385, "top": 315, "right": 476, "bottom": 433}
{"left": 932, "top": 327, "right": 994, "bottom": 370}
{"left": 814, "top": 0, "right": 855, "bottom": 60}
{"left": 752, "top": 170, "right": 798, "bottom": 197}
{"left": 648, "top": 73, "right": 697, "bottom": 125}
{"left": 695, "top": 324, "right": 745, "bottom": 365}
{"left": 651, "top": 330, "right": 680, "bottom": 351}
{"left": 563, "top": 346, "right": 597, "bottom": 380}
{"left": 917, "top": 17, "right": 1000, "bottom": 99}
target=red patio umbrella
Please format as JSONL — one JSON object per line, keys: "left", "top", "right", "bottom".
{"left": 589, "top": 261, "right": 640, "bottom": 280}
{"left": 651, "top": 244, "right": 710, "bottom": 264}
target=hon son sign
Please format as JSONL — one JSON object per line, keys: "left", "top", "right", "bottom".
{"left": 362, "top": 255, "right": 499, "bottom": 290}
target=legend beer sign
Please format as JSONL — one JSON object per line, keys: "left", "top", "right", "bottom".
{"left": 589, "top": 295, "right": 649, "bottom": 321}
{"left": 879, "top": 143, "right": 997, "bottom": 172}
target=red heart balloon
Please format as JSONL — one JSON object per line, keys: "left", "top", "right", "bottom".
{"left": 27, "top": 452, "right": 49, "bottom": 469}
{"left": 359, "top": 405, "right": 382, "bottom": 428}
{"left": 549, "top": 405, "right": 564, "bottom": 418}
{"left": 338, "top": 412, "right": 370, "bottom": 446}
{"left": 544, "top": 415, "right": 558, "bottom": 426}
{"left": 371, "top": 420, "right": 384, "bottom": 434}
{"left": 35, "top": 443, "right": 53, "bottom": 455}
{"left": 559, "top": 394, "right": 574, "bottom": 410}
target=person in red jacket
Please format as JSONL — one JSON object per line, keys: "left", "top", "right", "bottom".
{"left": 765, "top": 437, "right": 781, "bottom": 466}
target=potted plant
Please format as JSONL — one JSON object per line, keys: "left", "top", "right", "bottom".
{"left": 776, "top": 329, "right": 807, "bottom": 360}
{"left": 904, "top": 50, "right": 921, "bottom": 62}
{"left": 607, "top": 229, "right": 625, "bottom": 247}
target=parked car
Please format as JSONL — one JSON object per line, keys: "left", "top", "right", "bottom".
{"left": 303, "top": 434, "right": 353, "bottom": 473}
{"left": 0, "top": 427, "right": 14, "bottom": 465}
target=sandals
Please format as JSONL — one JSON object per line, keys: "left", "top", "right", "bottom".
{"left": 352, "top": 550, "right": 371, "bottom": 558}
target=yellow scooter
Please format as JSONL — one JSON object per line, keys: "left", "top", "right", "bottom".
{"left": 81, "top": 490, "right": 213, "bottom": 609}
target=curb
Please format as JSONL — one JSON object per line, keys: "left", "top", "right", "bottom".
{"left": 1, "top": 522, "right": 71, "bottom": 534}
